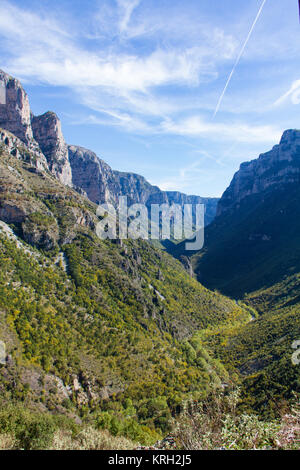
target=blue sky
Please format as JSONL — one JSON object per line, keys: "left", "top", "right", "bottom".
{"left": 0, "top": 0, "right": 299, "bottom": 197}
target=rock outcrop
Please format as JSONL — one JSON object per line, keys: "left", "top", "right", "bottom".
{"left": 69, "top": 145, "right": 218, "bottom": 226}
{"left": 217, "top": 129, "right": 300, "bottom": 216}
{"left": 0, "top": 70, "right": 35, "bottom": 147}
{"left": 32, "top": 112, "right": 72, "bottom": 186}
{"left": 0, "top": 341, "right": 6, "bottom": 365}
{"left": 68, "top": 145, "right": 116, "bottom": 204}
{"left": 0, "top": 128, "right": 48, "bottom": 171}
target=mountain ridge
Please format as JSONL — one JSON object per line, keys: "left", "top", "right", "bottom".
{"left": 192, "top": 127, "right": 300, "bottom": 297}
{"left": 0, "top": 69, "right": 218, "bottom": 226}
{"left": 217, "top": 129, "right": 300, "bottom": 216}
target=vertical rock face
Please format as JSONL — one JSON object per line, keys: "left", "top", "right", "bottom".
{"left": 217, "top": 129, "right": 300, "bottom": 216}
{"left": 31, "top": 112, "right": 72, "bottom": 186}
{"left": 0, "top": 70, "right": 33, "bottom": 145}
{"left": 68, "top": 145, "right": 117, "bottom": 204}
{"left": 0, "top": 70, "right": 72, "bottom": 185}
{"left": 69, "top": 145, "right": 218, "bottom": 225}
{"left": 0, "top": 70, "right": 49, "bottom": 170}
{"left": 0, "top": 340, "right": 6, "bottom": 365}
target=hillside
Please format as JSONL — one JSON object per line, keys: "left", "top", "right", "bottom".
{"left": 189, "top": 130, "right": 300, "bottom": 415}
{"left": 193, "top": 130, "right": 300, "bottom": 298}
{"left": 0, "top": 135, "right": 246, "bottom": 444}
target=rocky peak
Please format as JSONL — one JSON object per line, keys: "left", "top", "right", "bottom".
{"left": 0, "top": 70, "right": 72, "bottom": 185}
{"left": 0, "top": 70, "right": 39, "bottom": 154}
{"left": 0, "top": 69, "right": 218, "bottom": 225}
{"left": 217, "top": 129, "right": 300, "bottom": 216}
{"left": 31, "top": 112, "right": 72, "bottom": 186}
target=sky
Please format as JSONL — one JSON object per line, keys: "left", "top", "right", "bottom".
{"left": 0, "top": 0, "right": 299, "bottom": 197}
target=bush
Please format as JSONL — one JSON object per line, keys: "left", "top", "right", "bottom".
{"left": 173, "top": 389, "right": 300, "bottom": 450}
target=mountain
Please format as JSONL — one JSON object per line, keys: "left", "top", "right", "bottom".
{"left": 0, "top": 70, "right": 218, "bottom": 227}
{"left": 32, "top": 111, "right": 72, "bottom": 186}
{"left": 190, "top": 130, "right": 300, "bottom": 416}
{"left": 193, "top": 129, "right": 300, "bottom": 297}
{"left": 217, "top": 129, "right": 300, "bottom": 217}
{"left": 0, "top": 127, "right": 245, "bottom": 442}
{"left": 1, "top": 68, "right": 298, "bottom": 447}
{"left": 0, "top": 70, "right": 247, "bottom": 445}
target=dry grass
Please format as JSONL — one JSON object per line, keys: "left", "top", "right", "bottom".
{"left": 0, "top": 427, "right": 135, "bottom": 450}
{"left": 50, "top": 427, "right": 135, "bottom": 450}
{"left": 173, "top": 390, "right": 300, "bottom": 450}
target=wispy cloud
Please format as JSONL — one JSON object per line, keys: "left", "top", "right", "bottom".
{"left": 117, "top": 0, "right": 141, "bottom": 33}
{"left": 0, "top": 1, "right": 233, "bottom": 91}
{"left": 161, "top": 116, "right": 281, "bottom": 144}
{"left": 0, "top": 0, "right": 289, "bottom": 150}
{"left": 274, "top": 79, "right": 300, "bottom": 106}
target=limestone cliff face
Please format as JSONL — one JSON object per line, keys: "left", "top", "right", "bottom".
{"left": 68, "top": 145, "right": 116, "bottom": 204}
{"left": 0, "top": 70, "right": 34, "bottom": 146}
{"left": 0, "top": 70, "right": 46, "bottom": 165}
{"left": 0, "top": 70, "right": 72, "bottom": 185}
{"left": 32, "top": 112, "right": 72, "bottom": 186}
{"left": 0, "top": 69, "right": 218, "bottom": 225}
{"left": 68, "top": 145, "right": 218, "bottom": 225}
{"left": 0, "top": 128, "right": 48, "bottom": 171}
{"left": 217, "top": 129, "right": 300, "bottom": 216}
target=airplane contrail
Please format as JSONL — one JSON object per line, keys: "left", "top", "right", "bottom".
{"left": 213, "top": 0, "right": 267, "bottom": 118}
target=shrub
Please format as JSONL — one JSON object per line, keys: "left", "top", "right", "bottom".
{"left": 173, "top": 389, "right": 300, "bottom": 450}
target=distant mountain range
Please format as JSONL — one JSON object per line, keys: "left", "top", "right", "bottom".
{"left": 0, "top": 69, "right": 244, "bottom": 443}
{"left": 0, "top": 68, "right": 299, "bottom": 442}
{"left": 0, "top": 69, "right": 218, "bottom": 227}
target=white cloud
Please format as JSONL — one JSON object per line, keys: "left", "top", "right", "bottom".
{"left": 274, "top": 80, "right": 300, "bottom": 106}
{"left": 0, "top": 1, "right": 233, "bottom": 92}
{"left": 0, "top": 0, "right": 285, "bottom": 150}
{"left": 117, "top": 0, "right": 140, "bottom": 33}
{"left": 161, "top": 116, "right": 282, "bottom": 143}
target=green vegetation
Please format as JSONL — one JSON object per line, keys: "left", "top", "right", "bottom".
{"left": 189, "top": 182, "right": 300, "bottom": 418}
{"left": 0, "top": 402, "right": 135, "bottom": 450}
{"left": 0, "top": 146, "right": 246, "bottom": 445}
{"left": 173, "top": 388, "right": 300, "bottom": 450}
{"left": 1, "top": 138, "right": 299, "bottom": 449}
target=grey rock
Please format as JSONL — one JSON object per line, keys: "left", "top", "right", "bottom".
{"left": 68, "top": 145, "right": 218, "bottom": 226}
{"left": 32, "top": 112, "right": 72, "bottom": 186}
{"left": 0, "top": 70, "right": 44, "bottom": 162}
{"left": 68, "top": 145, "right": 116, "bottom": 205}
{"left": 0, "top": 69, "right": 218, "bottom": 225}
{"left": 0, "top": 340, "right": 6, "bottom": 365}
{"left": 218, "top": 129, "right": 300, "bottom": 216}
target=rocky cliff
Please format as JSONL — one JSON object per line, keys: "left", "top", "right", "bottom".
{"left": 0, "top": 70, "right": 47, "bottom": 169}
{"left": 69, "top": 145, "right": 218, "bottom": 225}
{"left": 217, "top": 129, "right": 300, "bottom": 216}
{"left": 32, "top": 112, "right": 72, "bottom": 186}
{"left": 0, "top": 69, "right": 218, "bottom": 225}
{"left": 0, "top": 70, "right": 35, "bottom": 147}
{"left": 0, "top": 70, "right": 71, "bottom": 182}
{"left": 192, "top": 128, "right": 300, "bottom": 297}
